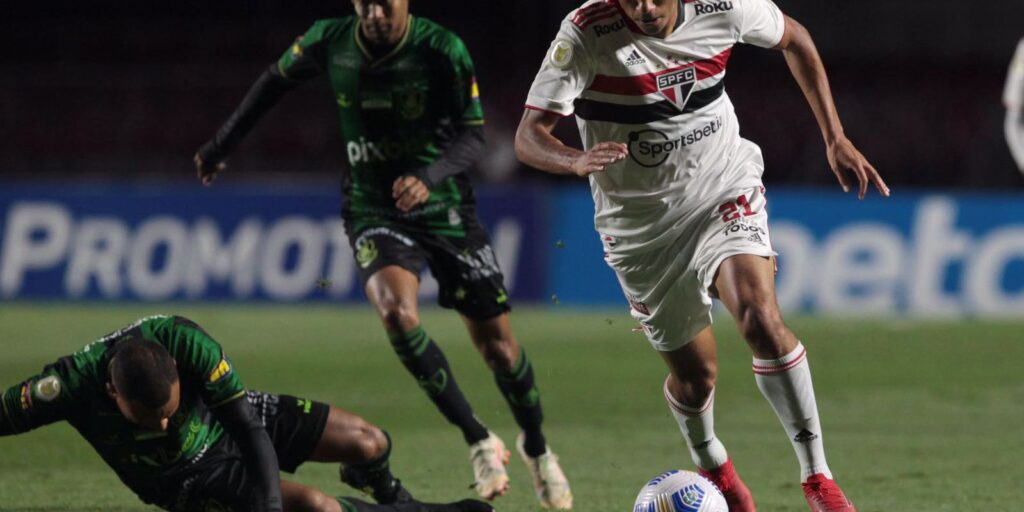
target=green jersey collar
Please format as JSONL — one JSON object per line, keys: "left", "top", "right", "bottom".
{"left": 355, "top": 15, "right": 414, "bottom": 67}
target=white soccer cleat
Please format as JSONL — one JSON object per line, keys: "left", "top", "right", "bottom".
{"left": 469, "top": 431, "right": 511, "bottom": 500}
{"left": 516, "top": 434, "right": 573, "bottom": 510}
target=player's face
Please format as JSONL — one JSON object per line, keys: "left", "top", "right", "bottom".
{"left": 353, "top": 0, "right": 410, "bottom": 46}
{"left": 618, "top": 0, "right": 679, "bottom": 37}
{"left": 107, "top": 380, "right": 181, "bottom": 431}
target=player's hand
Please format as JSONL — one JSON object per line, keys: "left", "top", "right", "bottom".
{"left": 570, "top": 142, "right": 628, "bottom": 177}
{"left": 393, "top": 175, "right": 430, "bottom": 212}
{"left": 827, "top": 137, "right": 889, "bottom": 199}
{"left": 195, "top": 152, "right": 227, "bottom": 187}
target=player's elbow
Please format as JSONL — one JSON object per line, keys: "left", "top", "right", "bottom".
{"left": 513, "top": 121, "right": 537, "bottom": 165}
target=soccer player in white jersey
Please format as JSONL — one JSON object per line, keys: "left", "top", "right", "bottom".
{"left": 515, "top": 1, "right": 888, "bottom": 511}
{"left": 1005, "top": 38, "right": 1024, "bottom": 172}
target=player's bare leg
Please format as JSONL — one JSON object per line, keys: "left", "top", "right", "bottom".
{"left": 283, "top": 480, "right": 343, "bottom": 512}
{"left": 364, "top": 266, "right": 497, "bottom": 499}
{"left": 714, "top": 254, "right": 855, "bottom": 512}
{"left": 661, "top": 330, "right": 755, "bottom": 512}
{"left": 463, "top": 313, "right": 571, "bottom": 509}
{"left": 300, "top": 406, "right": 408, "bottom": 503}
{"left": 282, "top": 479, "right": 496, "bottom": 512}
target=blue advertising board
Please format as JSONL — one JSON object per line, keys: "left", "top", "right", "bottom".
{"left": 3, "top": 184, "right": 1024, "bottom": 316}
{"left": 0, "top": 185, "right": 548, "bottom": 303}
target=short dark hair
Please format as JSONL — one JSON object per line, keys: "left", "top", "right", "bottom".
{"left": 109, "top": 342, "right": 179, "bottom": 408}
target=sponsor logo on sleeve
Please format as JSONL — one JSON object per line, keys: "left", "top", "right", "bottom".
{"left": 208, "top": 358, "right": 232, "bottom": 383}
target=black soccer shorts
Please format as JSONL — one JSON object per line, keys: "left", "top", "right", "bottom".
{"left": 347, "top": 215, "right": 512, "bottom": 321}
{"left": 158, "top": 391, "right": 330, "bottom": 512}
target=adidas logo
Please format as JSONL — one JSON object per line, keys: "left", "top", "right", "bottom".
{"left": 747, "top": 232, "right": 764, "bottom": 244}
{"left": 794, "top": 429, "right": 819, "bottom": 443}
{"left": 625, "top": 49, "right": 646, "bottom": 66}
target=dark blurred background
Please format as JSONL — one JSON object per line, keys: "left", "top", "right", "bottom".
{"left": 2, "top": 0, "right": 1023, "bottom": 188}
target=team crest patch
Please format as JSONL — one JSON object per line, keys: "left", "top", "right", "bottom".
{"left": 397, "top": 84, "right": 426, "bottom": 120}
{"left": 33, "top": 376, "right": 62, "bottom": 402}
{"left": 356, "top": 239, "right": 379, "bottom": 269}
{"left": 657, "top": 67, "right": 697, "bottom": 111}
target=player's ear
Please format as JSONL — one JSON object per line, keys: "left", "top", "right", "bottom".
{"left": 105, "top": 382, "right": 118, "bottom": 401}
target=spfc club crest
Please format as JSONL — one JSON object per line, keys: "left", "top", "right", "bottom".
{"left": 656, "top": 67, "right": 697, "bottom": 111}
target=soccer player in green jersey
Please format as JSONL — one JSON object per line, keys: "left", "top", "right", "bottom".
{"left": 194, "top": 1, "right": 571, "bottom": 508}
{"left": 0, "top": 315, "right": 493, "bottom": 512}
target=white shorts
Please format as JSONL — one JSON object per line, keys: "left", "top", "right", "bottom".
{"left": 605, "top": 186, "right": 776, "bottom": 352}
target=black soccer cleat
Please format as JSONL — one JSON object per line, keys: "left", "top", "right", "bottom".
{"left": 340, "top": 465, "right": 414, "bottom": 504}
{"left": 422, "top": 499, "right": 495, "bottom": 512}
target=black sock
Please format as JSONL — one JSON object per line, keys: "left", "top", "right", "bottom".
{"left": 340, "top": 431, "right": 410, "bottom": 504}
{"left": 495, "top": 348, "right": 546, "bottom": 457}
{"left": 389, "top": 326, "right": 489, "bottom": 444}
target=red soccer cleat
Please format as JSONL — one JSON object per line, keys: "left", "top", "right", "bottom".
{"left": 698, "top": 459, "right": 756, "bottom": 512}
{"left": 802, "top": 474, "right": 856, "bottom": 512}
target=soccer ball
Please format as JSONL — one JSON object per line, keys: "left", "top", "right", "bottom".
{"left": 632, "top": 470, "right": 728, "bottom": 512}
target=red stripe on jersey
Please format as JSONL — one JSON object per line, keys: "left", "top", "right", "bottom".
{"left": 573, "top": 3, "right": 615, "bottom": 22}
{"left": 586, "top": 48, "right": 733, "bottom": 96}
{"left": 610, "top": 0, "right": 646, "bottom": 34}
{"left": 579, "top": 11, "right": 620, "bottom": 29}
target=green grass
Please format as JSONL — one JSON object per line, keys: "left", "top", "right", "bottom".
{"left": 1, "top": 304, "right": 1022, "bottom": 511}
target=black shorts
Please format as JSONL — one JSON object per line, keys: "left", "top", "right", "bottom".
{"left": 156, "top": 391, "right": 330, "bottom": 512}
{"left": 348, "top": 216, "right": 512, "bottom": 321}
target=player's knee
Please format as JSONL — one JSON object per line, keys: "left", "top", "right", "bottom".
{"left": 737, "top": 301, "right": 787, "bottom": 351}
{"left": 666, "top": 367, "right": 716, "bottom": 407}
{"left": 350, "top": 420, "right": 389, "bottom": 463}
{"left": 480, "top": 337, "right": 518, "bottom": 372}
{"left": 293, "top": 488, "right": 335, "bottom": 512}
{"left": 378, "top": 299, "right": 420, "bottom": 333}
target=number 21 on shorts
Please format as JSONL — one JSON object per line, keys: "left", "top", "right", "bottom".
{"left": 718, "top": 194, "right": 755, "bottom": 223}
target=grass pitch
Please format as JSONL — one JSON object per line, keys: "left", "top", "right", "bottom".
{"left": 1, "top": 304, "right": 1022, "bottom": 511}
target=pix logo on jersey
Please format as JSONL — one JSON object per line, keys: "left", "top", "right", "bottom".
{"left": 657, "top": 67, "right": 697, "bottom": 111}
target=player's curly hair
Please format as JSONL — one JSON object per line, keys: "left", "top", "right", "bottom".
{"left": 109, "top": 342, "right": 179, "bottom": 409}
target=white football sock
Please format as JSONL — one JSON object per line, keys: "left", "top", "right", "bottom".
{"left": 753, "top": 342, "right": 833, "bottom": 482}
{"left": 663, "top": 378, "right": 729, "bottom": 471}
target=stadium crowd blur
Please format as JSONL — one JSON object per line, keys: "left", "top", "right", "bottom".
{"left": 3, "top": 0, "right": 1022, "bottom": 189}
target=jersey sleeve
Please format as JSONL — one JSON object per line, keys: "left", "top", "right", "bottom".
{"left": 0, "top": 356, "right": 86, "bottom": 435}
{"left": 1004, "top": 38, "right": 1024, "bottom": 110}
{"left": 440, "top": 33, "right": 485, "bottom": 126}
{"left": 736, "top": 0, "right": 786, "bottom": 49}
{"left": 276, "top": 20, "right": 332, "bottom": 81}
{"left": 143, "top": 316, "right": 246, "bottom": 408}
{"left": 525, "top": 20, "right": 595, "bottom": 116}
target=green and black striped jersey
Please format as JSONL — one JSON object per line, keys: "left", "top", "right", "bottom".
{"left": 278, "top": 15, "right": 485, "bottom": 236}
{"left": 0, "top": 316, "right": 244, "bottom": 485}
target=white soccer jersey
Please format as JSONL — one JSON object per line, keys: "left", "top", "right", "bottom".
{"left": 526, "top": 0, "right": 785, "bottom": 254}
{"left": 1005, "top": 38, "right": 1024, "bottom": 110}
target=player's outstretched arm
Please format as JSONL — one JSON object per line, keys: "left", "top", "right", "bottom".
{"left": 213, "top": 395, "right": 284, "bottom": 512}
{"left": 514, "top": 108, "right": 627, "bottom": 177}
{"left": 194, "top": 65, "right": 301, "bottom": 186}
{"left": 775, "top": 16, "right": 889, "bottom": 200}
